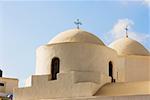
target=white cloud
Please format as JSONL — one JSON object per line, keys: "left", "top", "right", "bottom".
{"left": 143, "top": 0, "right": 150, "bottom": 6}
{"left": 128, "top": 32, "right": 150, "bottom": 42}
{"left": 111, "top": 18, "right": 134, "bottom": 39}
{"left": 110, "top": 19, "right": 150, "bottom": 42}
{"left": 120, "top": 0, "right": 150, "bottom": 7}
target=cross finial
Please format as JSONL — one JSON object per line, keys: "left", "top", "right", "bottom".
{"left": 74, "top": 19, "right": 82, "bottom": 29}
{"left": 125, "top": 26, "right": 128, "bottom": 38}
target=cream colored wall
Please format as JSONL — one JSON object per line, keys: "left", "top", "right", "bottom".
{"left": 14, "top": 43, "right": 123, "bottom": 100}
{"left": 95, "top": 81, "right": 150, "bottom": 96}
{"left": 14, "top": 73, "right": 106, "bottom": 100}
{"left": 41, "top": 81, "right": 150, "bottom": 100}
{"left": 36, "top": 43, "right": 119, "bottom": 82}
{"left": 0, "top": 77, "right": 18, "bottom": 93}
{"left": 0, "top": 81, "right": 5, "bottom": 92}
{"left": 116, "top": 56, "right": 126, "bottom": 82}
{"left": 41, "top": 95, "right": 150, "bottom": 100}
{"left": 115, "top": 55, "right": 150, "bottom": 82}
{"left": 125, "top": 55, "right": 150, "bottom": 82}
{"left": 15, "top": 42, "right": 150, "bottom": 100}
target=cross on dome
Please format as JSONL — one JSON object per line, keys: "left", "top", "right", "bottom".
{"left": 125, "top": 26, "right": 128, "bottom": 38}
{"left": 74, "top": 19, "right": 82, "bottom": 29}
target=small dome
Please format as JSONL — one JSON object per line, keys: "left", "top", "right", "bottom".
{"left": 48, "top": 29, "right": 105, "bottom": 45}
{"left": 109, "top": 38, "right": 149, "bottom": 56}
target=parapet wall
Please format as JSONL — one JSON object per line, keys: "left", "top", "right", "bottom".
{"left": 14, "top": 71, "right": 110, "bottom": 100}
{"left": 41, "top": 95, "right": 150, "bottom": 100}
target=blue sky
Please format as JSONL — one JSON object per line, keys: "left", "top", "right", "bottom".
{"left": 0, "top": 0, "right": 149, "bottom": 87}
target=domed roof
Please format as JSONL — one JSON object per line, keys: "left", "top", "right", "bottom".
{"left": 109, "top": 37, "right": 149, "bottom": 56}
{"left": 48, "top": 29, "right": 105, "bottom": 45}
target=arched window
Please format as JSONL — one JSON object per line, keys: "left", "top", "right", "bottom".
{"left": 0, "top": 69, "right": 2, "bottom": 77}
{"left": 109, "top": 61, "right": 114, "bottom": 82}
{"left": 51, "top": 57, "right": 60, "bottom": 80}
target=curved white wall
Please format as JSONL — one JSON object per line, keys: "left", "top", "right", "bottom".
{"left": 36, "top": 43, "right": 118, "bottom": 80}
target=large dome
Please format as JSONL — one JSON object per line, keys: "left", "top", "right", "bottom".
{"left": 109, "top": 37, "right": 149, "bottom": 56}
{"left": 48, "top": 29, "right": 105, "bottom": 45}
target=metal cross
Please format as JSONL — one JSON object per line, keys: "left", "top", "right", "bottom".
{"left": 125, "top": 26, "right": 128, "bottom": 38}
{"left": 74, "top": 19, "right": 82, "bottom": 29}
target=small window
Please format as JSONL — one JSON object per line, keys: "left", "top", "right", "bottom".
{"left": 0, "top": 83, "right": 4, "bottom": 86}
{"left": 109, "top": 61, "right": 113, "bottom": 77}
{"left": 51, "top": 57, "right": 60, "bottom": 80}
{"left": 0, "top": 69, "right": 2, "bottom": 77}
{"left": 109, "top": 61, "right": 114, "bottom": 82}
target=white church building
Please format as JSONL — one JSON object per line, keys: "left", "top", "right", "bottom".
{"left": 14, "top": 28, "right": 150, "bottom": 100}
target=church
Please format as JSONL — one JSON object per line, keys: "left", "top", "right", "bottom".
{"left": 13, "top": 25, "right": 150, "bottom": 100}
